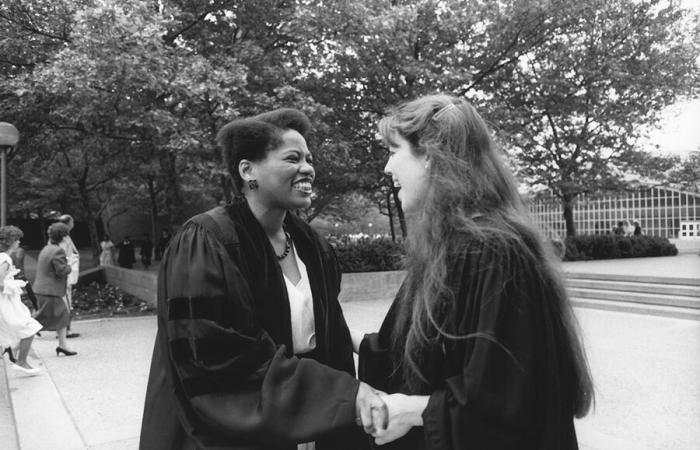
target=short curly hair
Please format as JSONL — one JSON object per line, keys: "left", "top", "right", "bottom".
{"left": 0, "top": 225, "right": 23, "bottom": 252}
{"left": 216, "top": 108, "right": 312, "bottom": 192}
{"left": 48, "top": 222, "right": 70, "bottom": 245}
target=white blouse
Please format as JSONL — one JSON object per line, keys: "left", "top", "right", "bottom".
{"left": 283, "top": 243, "right": 316, "bottom": 355}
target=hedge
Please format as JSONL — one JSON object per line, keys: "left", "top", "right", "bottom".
{"left": 332, "top": 238, "right": 405, "bottom": 273}
{"left": 562, "top": 235, "right": 678, "bottom": 261}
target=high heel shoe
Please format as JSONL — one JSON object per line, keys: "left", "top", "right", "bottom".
{"left": 55, "top": 346, "right": 77, "bottom": 357}
{"left": 10, "top": 364, "right": 42, "bottom": 377}
{"left": 3, "top": 347, "right": 16, "bottom": 363}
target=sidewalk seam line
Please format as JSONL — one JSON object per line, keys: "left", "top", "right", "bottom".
{"left": 27, "top": 348, "right": 88, "bottom": 449}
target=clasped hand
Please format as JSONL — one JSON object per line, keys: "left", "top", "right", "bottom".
{"left": 356, "top": 383, "right": 423, "bottom": 445}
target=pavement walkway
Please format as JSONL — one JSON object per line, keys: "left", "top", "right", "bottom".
{"left": 2, "top": 254, "right": 699, "bottom": 449}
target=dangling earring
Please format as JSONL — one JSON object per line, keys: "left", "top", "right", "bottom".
{"left": 248, "top": 179, "right": 259, "bottom": 190}
{"left": 424, "top": 161, "right": 430, "bottom": 169}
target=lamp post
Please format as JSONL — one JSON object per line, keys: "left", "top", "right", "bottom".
{"left": 0, "top": 122, "right": 19, "bottom": 226}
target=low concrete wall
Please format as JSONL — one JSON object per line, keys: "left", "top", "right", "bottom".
{"left": 103, "top": 266, "right": 404, "bottom": 307}
{"left": 338, "top": 270, "right": 405, "bottom": 303}
{"left": 103, "top": 266, "right": 157, "bottom": 306}
{"left": 670, "top": 238, "right": 700, "bottom": 254}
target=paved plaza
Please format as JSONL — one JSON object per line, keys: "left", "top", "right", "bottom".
{"left": 2, "top": 254, "right": 699, "bottom": 449}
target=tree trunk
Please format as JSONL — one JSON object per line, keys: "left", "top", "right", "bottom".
{"left": 37, "top": 208, "right": 48, "bottom": 246}
{"left": 386, "top": 189, "right": 396, "bottom": 242}
{"left": 161, "top": 149, "right": 184, "bottom": 228}
{"left": 562, "top": 194, "right": 576, "bottom": 237}
{"left": 77, "top": 180, "right": 101, "bottom": 263}
{"left": 147, "top": 177, "right": 158, "bottom": 245}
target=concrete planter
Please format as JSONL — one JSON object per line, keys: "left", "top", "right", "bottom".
{"left": 101, "top": 266, "right": 406, "bottom": 307}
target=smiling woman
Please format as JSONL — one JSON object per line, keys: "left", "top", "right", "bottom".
{"left": 140, "top": 108, "right": 383, "bottom": 450}
{"left": 356, "top": 94, "right": 594, "bottom": 449}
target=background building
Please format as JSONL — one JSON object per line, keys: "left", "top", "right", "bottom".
{"left": 529, "top": 187, "right": 700, "bottom": 240}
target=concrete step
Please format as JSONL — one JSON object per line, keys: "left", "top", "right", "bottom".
{"left": 566, "top": 278, "right": 700, "bottom": 298}
{"left": 567, "top": 287, "right": 700, "bottom": 309}
{"left": 565, "top": 271, "right": 700, "bottom": 287}
{"left": 571, "top": 297, "right": 700, "bottom": 321}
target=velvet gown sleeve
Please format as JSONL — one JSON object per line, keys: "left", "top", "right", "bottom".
{"left": 161, "top": 222, "right": 360, "bottom": 446}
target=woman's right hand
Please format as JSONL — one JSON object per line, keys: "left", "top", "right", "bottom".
{"left": 372, "top": 393, "right": 429, "bottom": 445}
{"left": 355, "top": 382, "right": 388, "bottom": 435}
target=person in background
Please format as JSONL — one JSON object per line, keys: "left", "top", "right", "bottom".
{"left": 0, "top": 226, "right": 43, "bottom": 375}
{"left": 58, "top": 214, "right": 80, "bottom": 339}
{"left": 633, "top": 220, "right": 642, "bottom": 236}
{"left": 117, "top": 236, "right": 135, "bottom": 269}
{"left": 356, "top": 94, "right": 594, "bottom": 448}
{"left": 140, "top": 234, "right": 153, "bottom": 269}
{"left": 32, "top": 223, "right": 77, "bottom": 357}
{"left": 99, "top": 235, "right": 115, "bottom": 266}
{"left": 622, "top": 219, "right": 633, "bottom": 237}
{"left": 140, "top": 108, "right": 384, "bottom": 450}
{"left": 613, "top": 221, "right": 625, "bottom": 235}
{"left": 155, "top": 229, "right": 171, "bottom": 261}
{"left": 9, "top": 236, "right": 38, "bottom": 311}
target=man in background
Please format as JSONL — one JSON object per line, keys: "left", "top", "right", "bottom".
{"left": 117, "top": 236, "right": 135, "bottom": 269}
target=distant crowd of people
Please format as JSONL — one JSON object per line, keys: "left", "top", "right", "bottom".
{"left": 0, "top": 214, "right": 80, "bottom": 377}
{"left": 1, "top": 215, "right": 174, "bottom": 378}
{"left": 613, "top": 219, "right": 643, "bottom": 236}
{"left": 99, "top": 229, "right": 171, "bottom": 270}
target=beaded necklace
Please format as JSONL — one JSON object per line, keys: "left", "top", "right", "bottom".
{"left": 276, "top": 228, "right": 291, "bottom": 260}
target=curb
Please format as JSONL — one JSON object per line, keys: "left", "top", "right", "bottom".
{"left": 5, "top": 347, "right": 85, "bottom": 450}
{"left": 0, "top": 358, "right": 20, "bottom": 450}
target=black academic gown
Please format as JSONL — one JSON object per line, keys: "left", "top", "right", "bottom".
{"left": 141, "top": 200, "right": 367, "bottom": 450}
{"left": 360, "top": 229, "right": 580, "bottom": 450}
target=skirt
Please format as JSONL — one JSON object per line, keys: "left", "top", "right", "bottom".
{"left": 0, "top": 292, "right": 42, "bottom": 348}
{"left": 33, "top": 294, "right": 70, "bottom": 331}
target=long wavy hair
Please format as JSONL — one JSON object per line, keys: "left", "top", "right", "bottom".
{"left": 378, "top": 94, "right": 593, "bottom": 417}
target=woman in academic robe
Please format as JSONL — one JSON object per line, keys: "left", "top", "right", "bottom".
{"left": 355, "top": 95, "right": 595, "bottom": 449}
{"left": 140, "top": 108, "right": 384, "bottom": 450}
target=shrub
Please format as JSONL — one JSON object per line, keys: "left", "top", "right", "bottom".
{"left": 71, "top": 281, "right": 155, "bottom": 318}
{"left": 333, "top": 238, "right": 405, "bottom": 273}
{"left": 562, "top": 235, "right": 678, "bottom": 261}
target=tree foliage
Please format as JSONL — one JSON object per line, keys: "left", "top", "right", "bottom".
{"left": 1, "top": 0, "right": 698, "bottom": 254}
{"left": 496, "top": 0, "right": 699, "bottom": 234}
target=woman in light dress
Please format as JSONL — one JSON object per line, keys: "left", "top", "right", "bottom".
{"left": 0, "top": 226, "right": 43, "bottom": 376}
{"left": 99, "top": 235, "right": 115, "bottom": 266}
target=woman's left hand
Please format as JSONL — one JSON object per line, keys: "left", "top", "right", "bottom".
{"left": 372, "top": 393, "right": 429, "bottom": 445}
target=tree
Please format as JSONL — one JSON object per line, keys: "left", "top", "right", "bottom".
{"left": 3, "top": 0, "right": 698, "bottom": 243}
{"left": 668, "top": 151, "right": 700, "bottom": 192}
{"left": 292, "top": 0, "right": 590, "bottom": 235}
{"left": 2, "top": 0, "right": 247, "bottom": 255}
{"left": 495, "top": 0, "right": 700, "bottom": 235}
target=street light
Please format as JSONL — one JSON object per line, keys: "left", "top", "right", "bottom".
{"left": 0, "top": 122, "right": 19, "bottom": 226}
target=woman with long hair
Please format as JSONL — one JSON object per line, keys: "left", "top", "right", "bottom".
{"left": 357, "top": 94, "right": 594, "bottom": 449}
